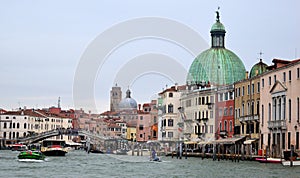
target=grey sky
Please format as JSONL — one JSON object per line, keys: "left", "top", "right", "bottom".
{"left": 0, "top": 0, "right": 299, "bottom": 113}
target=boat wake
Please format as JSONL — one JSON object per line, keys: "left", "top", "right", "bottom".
{"left": 18, "top": 159, "right": 45, "bottom": 163}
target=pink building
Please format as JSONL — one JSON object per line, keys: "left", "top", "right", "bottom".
{"left": 260, "top": 59, "right": 300, "bottom": 157}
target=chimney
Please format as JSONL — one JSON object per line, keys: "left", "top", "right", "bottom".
{"left": 175, "top": 83, "right": 178, "bottom": 90}
{"left": 245, "top": 71, "right": 249, "bottom": 79}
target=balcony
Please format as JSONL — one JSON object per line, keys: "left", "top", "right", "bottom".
{"left": 267, "top": 120, "right": 287, "bottom": 130}
{"left": 239, "top": 115, "right": 259, "bottom": 123}
{"left": 206, "top": 102, "right": 214, "bottom": 109}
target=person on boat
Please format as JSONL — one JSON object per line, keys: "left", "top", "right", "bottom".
{"left": 151, "top": 149, "right": 159, "bottom": 161}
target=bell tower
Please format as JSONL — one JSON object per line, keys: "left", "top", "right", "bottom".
{"left": 110, "top": 83, "right": 122, "bottom": 112}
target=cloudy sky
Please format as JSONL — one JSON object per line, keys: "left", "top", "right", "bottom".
{"left": 1, "top": 0, "right": 299, "bottom": 113}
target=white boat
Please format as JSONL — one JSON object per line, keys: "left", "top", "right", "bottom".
{"left": 282, "top": 160, "right": 300, "bottom": 166}
{"left": 41, "top": 140, "right": 68, "bottom": 156}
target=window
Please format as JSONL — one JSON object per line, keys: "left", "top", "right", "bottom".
{"left": 297, "top": 68, "right": 300, "bottom": 79}
{"left": 242, "top": 104, "right": 245, "bottom": 116}
{"left": 168, "top": 104, "right": 173, "bottom": 113}
{"left": 224, "top": 108, "right": 228, "bottom": 116}
{"left": 210, "top": 111, "right": 213, "bottom": 118}
{"left": 257, "top": 82, "right": 260, "bottom": 93}
{"left": 224, "top": 121, "right": 227, "bottom": 131}
{"left": 13, "top": 123, "right": 15, "bottom": 129}
{"left": 167, "top": 132, "right": 173, "bottom": 138}
{"left": 202, "top": 97, "right": 205, "bottom": 105}
{"left": 168, "top": 92, "right": 173, "bottom": 97}
{"left": 288, "top": 132, "right": 291, "bottom": 149}
{"left": 198, "top": 97, "right": 201, "bottom": 105}
{"left": 262, "top": 78, "right": 264, "bottom": 88}
{"left": 139, "top": 125, "right": 144, "bottom": 130}
{"left": 297, "top": 97, "right": 299, "bottom": 122}
{"left": 269, "top": 76, "right": 271, "bottom": 86}
{"left": 219, "top": 122, "right": 222, "bottom": 131}
{"left": 17, "top": 123, "right": 19, "bottom": 129}
{"left": 242, "top": 86, "right": 245, "bottom": 96}
{"left": 210, "top": 125, "right": 213, "bottom": 133}
{"left": 296, "top": 132, "right": 299, "bottom": 149}
{"left": 289, "top": 99, "right": 292, "bottom": 122}
{"left": 140, "top": 116, "right": 143, "bottom": 120}
{"left": 274, "top": 75, "right": 276, "bottom": 83}
{"left": 247, "top": 85, "right": 250, "bottom": 95}
{"left": 289, "top": 70, "right": 291, "bottom": 81}
{"left": 252, "top": 83, "right": 254, "bottom": 94}
{"left": 219, "top": 108, "right": 223, "bottom": 117}
{"left": 229, "top": 107, "right": 233, "bottom": 116}
{"left": 168, "top": 119, "right": 173, "bottom": 127}
{"left": 4, "top": 122, "right": 7, "bottom": 128}
{"left": 283, "top": 72, "right": 286, "bottom": 82}
{"left": 230, "top": 121, "right": 232, "bottom": 132}
{"left": 262, "top": 105, "right": 264, "bottom": 125}
{"left": 268, "top": 103, "right": 271, "bottom": 121}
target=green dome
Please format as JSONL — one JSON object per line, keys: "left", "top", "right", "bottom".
{"left": 211, "top": 21, "right": 226, "bottom": 32}
{"left": 187, "top": 48, "right": 246, "bottom": 85}
{"left": 249, "top": 59, "right": 268, "bottom": 78}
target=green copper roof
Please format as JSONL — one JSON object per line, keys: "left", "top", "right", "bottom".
{"left": 187, "top": 48, "right": 246, "bottom": 85}
{"left": 211, "top": 21, "right": 226, "bottom": 32}
{"left": 249, "top": 59, "right": 268, "bottom": 78}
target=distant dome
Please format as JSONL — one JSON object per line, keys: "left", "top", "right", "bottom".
{"left": 118, "top": 89, "right": 137, "bottom": 110}
{"left": 187, "top": 10, "right": 246, "bottom": 86}
{"left": 249, "top": 59, "right": 268, "bottom": 78}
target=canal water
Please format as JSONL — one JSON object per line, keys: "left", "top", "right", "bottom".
{"left": 0, "top": 150, "right": 299, "bottom": 178}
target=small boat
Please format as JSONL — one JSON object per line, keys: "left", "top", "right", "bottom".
{"left": 282, "top": 151, "right": 300, "bottom": 166}
{"left": 41, "top": 140, "right": 68, "bottom": 156}
{"left": 255, "top": 157, "right": 281, "bottom": 163}
{"left": 10, "top": 144, "right": 28, "bottom": 151}
{"left": 282, "top": 160, "right": 300, "bottom": 166}
{"left": 18, "top": 150, "right": 45, "bottom": 161}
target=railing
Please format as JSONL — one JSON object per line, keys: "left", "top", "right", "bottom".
{"left": 267, "top": 120, "right": 287, "bottom": 130}
{"left": 239, "top": 115, "right": 259, "bottom": 122}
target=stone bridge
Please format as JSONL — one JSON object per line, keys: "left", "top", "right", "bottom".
{"left": 17, "top": 129, "right": 111, "bottom": 144}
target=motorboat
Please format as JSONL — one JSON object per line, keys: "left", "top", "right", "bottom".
{"left": 255, "top": 157, "right": 281, "bottom": 163}
{"left": 41, "top": 140, "right": 68, "bottom": 156}
{"left": 18, "top": 150, "right": 45, "bottom": 161}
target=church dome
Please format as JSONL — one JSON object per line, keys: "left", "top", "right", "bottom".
{"left": 186, "top": 10, "right": 246, "bottom": 86}
{"left": 118, "top": 89, "right": 137, "bottom": 110}
{"left": 249, "top": 59, "right": 268, "bottom": 78}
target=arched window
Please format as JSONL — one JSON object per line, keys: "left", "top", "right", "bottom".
{"left": 4, "top": 122, "right": 7, "bottom": 128}
{"left": 23, "top": 132, "right": 26, "bottom": 137}
{"left": 224, "top": 121, "right": 227, "bottom": 131}
{"left": 13, "top": 132, "right": 15, "bottom": 138}
{"left": 13, "top": 123, "right": 15, "bottom": 128}
{"left": 17, "top": 123, "right": 20, "bottom": 129}
{"left": 219, "top": 122, "right": 222, "bottom": 131}
{"left": 168, "top": 119, "right": 174, "bottom": 127}
{"left": 16, "top": 132, "right": 19, "bottom": 138}
{"left": 230, "top": 121, "right": 233, "bottom": 132}
{"left": 168, "top": 104, "right": 173, "bottom": 113}
{"left": 3, "top": 132, "right": 6, "bottom": 138}
{"left": 24, "top": 123, "right": 27, "bottom": 129}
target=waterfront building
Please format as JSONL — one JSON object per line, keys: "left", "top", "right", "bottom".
{"left": 260, "top": 58, "right": 300, "bottom": 157}
{"left": 234, "top": 59, "right": 268, "bottom": 154}
{"left": 158, "top": 85, "right": 185, "bottom": 150}
{"left": 181, "top": 10, "right": 246, "bottom": 145}
{"left": 0, "top": 108, "right": 73, "bottom": 146}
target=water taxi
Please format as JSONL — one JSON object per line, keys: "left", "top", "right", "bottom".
{"left": 41, "top": 140, "right": 68, "bottom": 156}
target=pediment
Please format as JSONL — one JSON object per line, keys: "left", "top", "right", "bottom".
{"left": 269, "top": 81, "right": 287, "bottom": 94}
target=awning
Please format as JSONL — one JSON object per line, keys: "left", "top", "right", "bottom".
{"left": 213, "top": 136, "right": 246, "bottom": 145}
{"left": 243, "top": 139, "right": 257, "bottom": 145}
